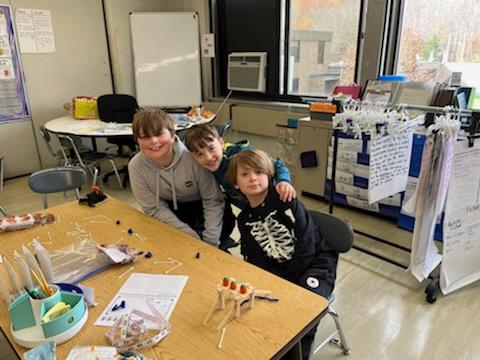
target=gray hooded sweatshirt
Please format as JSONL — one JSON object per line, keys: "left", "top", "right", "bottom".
{"left": 128, "top": 136, "right": 224, "bottom": 246}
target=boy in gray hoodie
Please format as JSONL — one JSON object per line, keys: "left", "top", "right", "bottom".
{"left": 128, "top": 108, "right": 225, "bottom": 246}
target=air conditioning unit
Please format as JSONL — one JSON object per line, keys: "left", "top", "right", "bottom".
{"left": 228, "top": 52, "right": 267, "bottom": 93}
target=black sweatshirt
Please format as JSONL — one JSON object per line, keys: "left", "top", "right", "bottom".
{"left": 238, "top": 186, "right": 338, "bottom": 298}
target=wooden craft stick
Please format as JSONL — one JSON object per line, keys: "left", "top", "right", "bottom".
{"left": 118, "top": 266, "right": 134, "bottom": 279}
{"left": 217, "top": 303, "right": 236, "bottom": 331}
{"left": 165, "top": 262, "right": 182, "bottom": 274}
{"left": 203, "top": 296, "right": 221, "bottom": 326}
{"left": 217, "top": 327, "right": 226, "bottom": 349}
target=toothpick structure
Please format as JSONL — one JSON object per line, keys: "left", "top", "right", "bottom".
{"left": 203, "top": 277, "right": 271, "bottom": 332}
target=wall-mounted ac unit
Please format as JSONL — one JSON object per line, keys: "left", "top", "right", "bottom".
{"left": 227, "top": 52, "right": 267, "bottom": 93}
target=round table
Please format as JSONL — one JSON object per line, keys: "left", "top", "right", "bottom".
{"left": 45, "top": 114, "right": 215, "bottom": 137}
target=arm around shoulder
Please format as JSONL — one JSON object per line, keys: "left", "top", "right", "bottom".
{"left": 195, "top": 162, "right": 225, "bottom": 246}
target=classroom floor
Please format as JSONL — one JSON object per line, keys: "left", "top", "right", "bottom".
{"left": 1, "top": 172, "right": 479, "bottom": 360}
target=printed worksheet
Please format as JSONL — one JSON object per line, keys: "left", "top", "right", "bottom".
{"left": 95, "top": 273, "right": 188, "bottom": 328}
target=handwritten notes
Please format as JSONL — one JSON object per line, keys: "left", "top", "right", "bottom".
{"left": 368, "top": 129, "right": 414, "bottom": 204}
{"left": 441, "top": 141, "right": 480, "bottom": 294}
{"left": 15, "top": 9, "right": 55, "bottom": 53}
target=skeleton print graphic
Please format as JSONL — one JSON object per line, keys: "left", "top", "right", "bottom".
{"left": 245, "top": 210, "right": 296, "bottom": 262}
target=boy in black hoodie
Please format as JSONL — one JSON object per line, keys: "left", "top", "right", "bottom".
{"left": 226, "top": 149, "right": 338, "bottom": 360}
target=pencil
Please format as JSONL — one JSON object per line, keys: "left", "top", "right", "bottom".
{"left": 30, "top": 269, "right": 48, "bottom": 296}
{"left": 36, "top": 267, "right": 51, "bottom": 296}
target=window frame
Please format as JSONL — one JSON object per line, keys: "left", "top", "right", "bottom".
{"left": 211, "top": 0, "right": 366, "bottom": 103}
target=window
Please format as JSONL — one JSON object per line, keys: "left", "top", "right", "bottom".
{"left": 291, "top": 40, "right": 300, "bottom": 63}
{"left": 214, "top": 0, "right": 362, "bottom": 101}
{"left": 292, "top": 77, "right": 300, "bottom": 92}
{"left": 317, "top": 41, "right": 325, "bottom": 64}
{"left": 396, "top": 0, "right": 480, "bottom": 108}
{"left": 286, "top": 0, "right": 362, "bottom": 96}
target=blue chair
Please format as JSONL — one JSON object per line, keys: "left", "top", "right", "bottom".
{"left": 309, "top": 210, "right": 352, "bottom": 356}
{"left": 28, "top": 167, "right": 86, "bottom": 209}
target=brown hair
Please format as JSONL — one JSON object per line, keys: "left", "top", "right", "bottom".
{"left": 183, "top": 124, "right": 220, "bottom": 153}
{"left": 226, "top": 149, "right": 274, "bottom": 185}
{"left": 132, "top": 107, "right": 175, "bottom": 141}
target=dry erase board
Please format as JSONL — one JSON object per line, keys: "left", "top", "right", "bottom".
{"left": 130, "top": 12, "right": 202, "bottom": 108}
{"left": 0, "top": 5, "right": 30, "bottom": 122}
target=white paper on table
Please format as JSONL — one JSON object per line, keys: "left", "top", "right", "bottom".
{"left": 441, "top": 141, "right": 480, "bottom": 294}
{"left": 95, "top": 273, "right": 188, "bottom": 328}
{"left": 368, "top": 128, "right": 414, "bottom": 204}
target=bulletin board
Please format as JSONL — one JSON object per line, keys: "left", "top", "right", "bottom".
{"left": 0, "top": 5, "right": 30, "bottom": 122}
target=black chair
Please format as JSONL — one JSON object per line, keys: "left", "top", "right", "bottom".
{"left": 309, "top": 210, "right": 352, "bottom": 356}
{"left": 97, "top": 94, "right": 138, "bottom": 156}
{"left": 28, "top": 167, "right": 86, "bottom": 209}
{"left": 57, "top": 134, "right": 123, "bottom": 189}
{"left": 39, "top": 126, "right": 90, "bottom": 165}
{"left": 97, "top": 94, "right": 138, "bottom": 187}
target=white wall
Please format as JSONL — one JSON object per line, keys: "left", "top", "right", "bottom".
{"left": 103, "top": 0, "right": 171, "bottom": 95}
{"left": 0, "top": 0, "right": 112, "bottom": 177}
{"left": 104, "top": 0, "right": 212, "bottom": 99}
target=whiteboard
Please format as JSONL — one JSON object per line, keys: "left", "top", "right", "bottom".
{"left": 130, "top": 12, "right": 202, "bottom": 107}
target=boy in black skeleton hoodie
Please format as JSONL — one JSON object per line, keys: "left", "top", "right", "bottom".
{"left": 226, "top": 149, "right": 338, "bottom": 360}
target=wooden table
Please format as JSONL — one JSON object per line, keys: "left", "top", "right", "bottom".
{"left": 45, "top": 114, "right": 215, "bottom": 137}
{"left": 0, "top": 197, "right": 327, "bottom": 359}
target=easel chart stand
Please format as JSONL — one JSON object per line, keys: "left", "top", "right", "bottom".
{"left": 326, "top": 100, "right": 477, "bottom": 303}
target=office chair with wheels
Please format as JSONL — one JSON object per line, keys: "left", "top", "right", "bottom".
{"left": 309, "top": 210, "right": 352, "bottom": 356}
{"left": 97, "top": 94, "right": 138, "bottom": 155}
{"left": 28, "top": 167, "right": 86, "bottom": 209}
{"left": 97, "top": 94, "right": 138, "bottom": 186}
{"left": 57, "top": 134, "right": 123, "bottom": 189}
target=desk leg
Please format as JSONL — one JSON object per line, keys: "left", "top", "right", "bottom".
{"left": 91, "top": 138, "right": 98, "bottom": 152}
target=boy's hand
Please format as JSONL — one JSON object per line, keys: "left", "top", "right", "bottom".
{"left": 275, "top": 181, "right": 296, "bottom": 202}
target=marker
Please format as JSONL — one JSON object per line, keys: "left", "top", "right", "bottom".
{"left": 112, "top": 299, "right": 126, "bottom": 311}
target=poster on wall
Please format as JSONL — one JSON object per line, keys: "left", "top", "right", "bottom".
{"left": 15, "top": 8, "right": 55, "bottom": 53}
{"left": 0, "top": 5, "right": 30, "bottom": 122}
